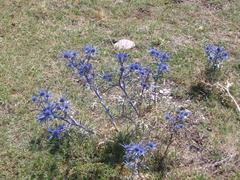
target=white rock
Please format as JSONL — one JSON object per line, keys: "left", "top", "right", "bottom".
{"left": 114, "top": 39, "right": 135, "bottom": 50}
{"left": 113, "top": 0, "right": 124, "bottom": 4}
{"left": 159, "top": 88, "right": 171, "bottom": 96}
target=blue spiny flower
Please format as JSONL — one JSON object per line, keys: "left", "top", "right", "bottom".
{"left": 176, "top": 109, "right": 189, "bottom": 121}
{"left": 205, "top": 44, "right": 229, "bottom": 67}
{"left": 66, "top": 59, "right": 78, "bottom": 69}
{"left": 58, "top": 97, "right": 70, "bottom": 112}
{"left": 145, "top": 141, "right": 157, "bottom": 151}
{"left": 116, "top": 53, "right": 128, "bottom": 64}
{"left": 37, "top": 103, "right": 56, "bottom": 122}
{"left": 139, "top": 67, "right": 151, "bottom": 77}
{"left": 149, "top": 48, "right": 170, "bottom": 82}
{"left": 83, "top": 45, "right": 96, "bottom": 57}
{"left": 123, "top": 141, "right": 157, "bottom": 172}
{"left": 165, "top": 109, "right": 190, "bottom": 131}
{"left": 63, "top": 50, "right": 79, "bottom": 59}
{"left": 138, "top": 67, "right": 151, "bottom": 90}
{"left": 38, "top": 89, "right": 50, "bottom": 98}
{"left": 102, "top": 72, "right": 113, "bottom": 82}
{"left": 32, "top": 96, "right": 38, "bottom": 103}
{"left": 129, "top": 63, "right": 142, "bottom": 71}
{"left": 149, "top": 48, "right": 170, "bottom": 62}
{"left": 157, "top": 63, "right": 169, "bottom": 73}
{"left": 48, "top": 124, "right": 66, "bottom": 140}
{"left": 127, "top": 143, "right": 146, "bottom": 157}
{"left": 32, "top": 90, "right": 94, "bottom": 138}
{"left": 78, "top": 62, "right": 93, "bottom": 76}
{"left": 33, "top": 91, "right": 71, "bottom": 123}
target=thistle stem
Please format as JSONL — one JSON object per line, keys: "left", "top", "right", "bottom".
{"left": 118, "top": 66, "right": 139, "bottom": 116}
{"left": 85, "top": 76, "right": 119, "bottom": 131}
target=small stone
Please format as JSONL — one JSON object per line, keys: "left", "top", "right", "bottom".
{"left": 114, "top": 39, "right": 135, "bottom": 50}
{"left": 113, "top": 0, "right": 124, "bottom": 4}
{"left": 159, "top": 88, "right": 171, "bottom": 96}
{"left": 198, "top": 26, "right": 204, "bottom": 31}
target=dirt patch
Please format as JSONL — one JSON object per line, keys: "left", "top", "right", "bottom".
{"left": 171, "top": 35, "right": 195, "bottom": 49}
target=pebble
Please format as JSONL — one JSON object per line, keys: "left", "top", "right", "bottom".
{"left": 159, "top": 88, "right": 171, "bottom": 96}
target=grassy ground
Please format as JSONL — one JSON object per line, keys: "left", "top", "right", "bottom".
{"left": 1, "top": 0, "right": 240, "bottom": 179}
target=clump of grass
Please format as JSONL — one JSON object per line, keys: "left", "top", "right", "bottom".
{"left": 189, "top": 82, "right": 213, "bottom": 101}
{"left": 147, "top": 151, "right": 176, "bottom": 178}
{"left": 69, "top": 163, "right": 119, "bottom": 180}
{"left": 100, "top": 131, "right": 132, "bottom": 166}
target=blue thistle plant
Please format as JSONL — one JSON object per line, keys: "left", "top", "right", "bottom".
{"left": 138, "top": 67, "right": 151, "bottom": 91}
{"left": 62, "top": 46, "right": 118, "bottom": 131}
{"left": 32, "top": 89, "right": 94, "bottom": 139}
{"left": 205, "top": 44, "right": 229, "bottom": 69}
{"left": 123, "top": 141, "right": 157, "bottom": 175}
{"left": 114, "top": 53, "right": 141, "bottom": 116}
{"left": 149, "top": 48, "right": 170, "bottom": 62}
{"left": 60, "top": 46, "right": 172, "bottom": 125}
{"left": 148, "top": 48, "right": 171, "bottom": 103}
{"left": 149, "top": 48, "right": 170, "bottom": 82}
{"left": 165, "top": 109, "right": 190, "bottom": 131}
{"left": 126, "top": 63, "right": 151, "bottom": 91}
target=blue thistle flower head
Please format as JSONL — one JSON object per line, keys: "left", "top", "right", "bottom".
{"left": 58, "top": 97, "right": 70, "bottom": 112}
{"left": 149, "top": 48, "right": 170, "bottom": 62}
{"left": 158, "top": 63, "right": 170, "bottom": 73}
{"left": 139, "top": 67, "right": 151, "bottom": 77}
{"left": 145, "top": 141, "right": 157, "bottom": 151}
{"left": 175, "top": 124, "right": 185, "bottom": 129}
{"left": 176, "top": 109, "right": 189, "bottom": 121}
{"left": 33, "top": 90, "right": 73, "bottom": 121}
{"left": 138, "top": 66, "right": 151, "bottom": 90}
{"left": 38, "top": 89, "right": 51, "bottom": 100}
{"left": 132, "top": 144, "right": 146, "bottom": 156}
{"left": 129, "top": 63, "right": 142, "bottom": 71}
{"left": 116, "top": 53, "right": 128, "bottom": 64}
{"left": 102, "top": 72, "right": 112, "bottom": 82}
{"left": 123, "top": 141, "right": 157, "bottom": 172}
{"left": 66, "top": 59, "right": 77, "bottom": 69}
{"left": 48, "top": 124, "right": 66, "bottom": 140}
{"left": 39, "top": 89, "right": 47, "bottom": 97}
{"left": 164, "top": 112, "right": 175, "bottom": 122}
{"left": 37, "top": 103, "right": 56, "bottom": 122}
{"left": 205, "top": 44, "right": 229, "bottom": 66}
{"left": 78, "top": 62, "right": 93, "bottom": 76}
{"left": 165, "top": 109, "right": 190, "bottom": 131}
{"left": 63, "top": 50, "right": 79, "bottom": 59}
{"left": 59, "top": 97, "right": 66, "bottom": 103}
{"left": 32, "top": 96, "right": 38, "bottom": 103}
{"left": 140, "top": 82, "right": 150, "bottom": 90}
{"left": 124, "top": 143, "right": 146, "bottom": 157}
{"left": 149, "top": 48, "right": 161, "bottom": 58}
{"left": 83, "top": 45, "right": 96, "bottom": 57}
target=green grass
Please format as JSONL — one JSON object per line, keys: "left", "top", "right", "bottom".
{"left": 1, "top": 0, "right": 240, "bottom": 179}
